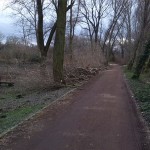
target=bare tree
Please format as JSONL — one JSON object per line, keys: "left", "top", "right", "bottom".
{"left": 6, "top": 35, "right": 21, "bottom": 45}
{"left": 80, "top": 0, "right": 108, "bottom": 50}
{"left": 9, "top": 0, "right": 74, "bottom": 65}
{"left": 67, "top": 0, "right": 80, "bottom": 60}
{"left": 127, "top": 0, "right": 150, "bottom": 70}
{"left": 9, "top": 0, "right": 57, "bottom": 65}
{"left": 36, "top": 0, "right": 57, "bottom": 65}
{"left": 125, "top": 0, "right": 133, "bottom": 59}
{"left": 116, "top": 0, "right": 134, "bottom": 61}
{"left": 102, "top": 0, "right": 128, "bottom": 61}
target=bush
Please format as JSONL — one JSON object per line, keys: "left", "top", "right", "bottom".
{"left": 0, "top": 44, "right": 40, "bottom": 64}
{"left": 28, "top": 54, "right": 41, "bottom": 63}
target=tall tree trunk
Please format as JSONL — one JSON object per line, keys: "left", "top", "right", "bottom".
{"left": 127, "top": 36, "right": 142, "bottom": 70}
{"left": 69, "top": 6, "right": 73, "bottom": 61}
{"left": 36, "top": 0, "right": 45, "bottom": 63}
{"left": 132, "top": 39, "right": 150, "bottom": 79}
{"left": 36, "top": 1, "right": 57, "bottom": 66}
{"left": 36, "top": 0, "right": 48, "bottom": 77}
{"left": 53, "top": 0, "right": 67, "bottom": 83}
{"left": 94, "top": 27, "right": 99, "bottom": 44}
{"left": 128, "top": 0, "right": 150, "bottom": 70}
{"left": 69, "top": 37, "right": 73, "bottom": 60}
{"left": 93, "top": 29, "right": 98, "bottom": 51}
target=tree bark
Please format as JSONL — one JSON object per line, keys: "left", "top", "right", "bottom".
{"left": 132, "top": 39, "right": 150, "bottom": 79}
{"left": 144, "top": 56, "right": 150, "bottom": 72}
{"left": 36, "top": 0, "right": 45, "bottom": 63}
{"left": 53, "top": 0, "right": 67, "bottom": 83}
{"left": 128, "top": 0, "right": 150, "bottom": 70}
{"left": 69, "top": 6, "right": 73, "bottom": 60}
{"left": 127, "top": 40, "right": 140, "bottom": 70}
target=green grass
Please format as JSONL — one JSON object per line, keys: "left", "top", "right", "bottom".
{"left": 0, "top": 86, "right": 72, "bottom": 136}
{"left": 0, "top": 88, "right": 27, "bottom": 106}
{"left": 0, "top": 92, "right": 18, "bottom": 105}
{"left": 124, "top": 69, "right": 150, "bottom": 125}
{"left": 0, "top": 105, "right": 43, "bottom": 134}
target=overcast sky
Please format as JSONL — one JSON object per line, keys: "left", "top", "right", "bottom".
{"left": 0, "top": 0, "right": 108, "bottom": 40}
{"left": 0, "top": 0, "right": 19, "bottom": 37}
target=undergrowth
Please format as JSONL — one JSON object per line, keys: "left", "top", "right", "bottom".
{"left": 124, "top": 69, "right": 150, "bottom": 126}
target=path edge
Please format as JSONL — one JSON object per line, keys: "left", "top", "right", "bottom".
{"left": 0, "top": 88, "right": 77, "bottom": 139}
{"left": 0, "top": 71, "right": 103, "bottom": 140}
{"left": 123, "top": 73, "right": 150, "bottom": 149}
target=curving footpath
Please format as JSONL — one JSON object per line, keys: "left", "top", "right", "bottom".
{"left": 0, "top": 64, "right": 149, "bottom": 150}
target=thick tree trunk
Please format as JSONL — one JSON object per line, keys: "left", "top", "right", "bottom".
{"left": 53, "top": 0, "right": 67, "bottom": 83}
{"left": 144, "top": 57, "right": 150, "bottom": 72}
{"left": 120, "top": 44, "right": 124, "bottom": 59}
{"left": 108, "top": 48, "right": 115, "bottom": 62}
{"left": 69, "top": 6, "right": 73, "bottom": 61}
{"left": 40, "top": 50, "right": 47, "bottom": 65}
{"left": 36, "top": 0, "right": 47, "bottom": 76}
{"left": 69, "top": 38, "right": 73, "bottom": 61}
{"left": 128, "top": 0, "right": 150, "bottom": 70}
{"left": 36, "top": 0, "right": 45, "bottom": 63}
{"left": 39, "top": 50, "right": 47, "bottom": 76}
{"left": 36, "top": 1, "right": 57, "bottom": 66}
{"left": 132, "top": 39, "right": 150, "bottom": 79}
{"left": 94, "top": 28, "right": 99, "bottom": 45}
{"left": 127, "top": 37, "right": 141, "bottom": 70}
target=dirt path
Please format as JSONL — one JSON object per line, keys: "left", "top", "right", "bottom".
{"left": 0, "top": 65, "right": 148, "bottom": 150}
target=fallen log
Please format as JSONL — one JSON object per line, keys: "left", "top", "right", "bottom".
{"left": 0, "top": 82, "right": 14, "bottom": 87}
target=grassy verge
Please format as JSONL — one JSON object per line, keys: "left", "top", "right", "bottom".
{"left": 124, "top": 69, "right": 150, "bottom": 126}
{"left": 0, "top": 105, "right": 43, "bottom": 134}
{"left": 0, "top": 86, "right": 73, "bottom": 135}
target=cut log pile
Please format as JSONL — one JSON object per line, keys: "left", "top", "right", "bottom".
{"left": 64, "top": 66, "right": 107, "bottom": 85}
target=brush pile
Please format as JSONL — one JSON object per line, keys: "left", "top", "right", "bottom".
{"left": 64, "top": 66, "right": 107, "bottom": 85}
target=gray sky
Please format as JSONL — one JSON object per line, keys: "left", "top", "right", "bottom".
{"left": 0, "top": 0, "right": 108, "bottom": 39}
{"left": 0, "top": 0, "right": 18, "bottom": 36}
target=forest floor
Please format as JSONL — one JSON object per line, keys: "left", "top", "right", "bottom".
{"left": 0, "top": 63, "right": 73, "bottom": 135}
{"left": 0, "top": 64, "right": 149, "bottom": 150}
